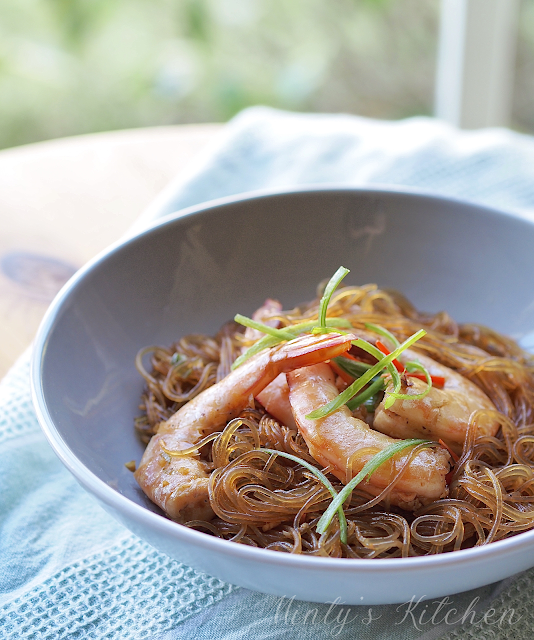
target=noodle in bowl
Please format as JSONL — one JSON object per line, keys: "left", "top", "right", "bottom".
{"left": 32, "top": 187, "right": 534, "bottom": 604}
{"left": 133, "top": 282, "right": 534, "bottom": 558}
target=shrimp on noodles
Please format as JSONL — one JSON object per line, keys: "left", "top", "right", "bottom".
{"left": 256, "top": 373, "right": 298, "bottom": 430}
{"left": 134, "top": 273, "right": 534, "bottom": 557}
{"left": 134, "top": 331, "right": 354, "bottom": 522}
{"left": 243, "top": 299, "right": 299, "bottom": 428}
{"left": 373, "top": 350, "right": 499, "bottom": 453}
{"left": 287, "top": 363, "right": 450, "bottom": 511}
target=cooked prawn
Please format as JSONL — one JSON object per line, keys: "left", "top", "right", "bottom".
{"left": 255, "top": 326, "right": 384, "bottom": 430}
{"left": 256, "top": 373, "right": 298, "bottom": 430}
{"left": 373, "top": 350, "right": 499, "bottom": 453}
{"left": 134, "top": 331, "right": 354, "bottom": 522}
{"left": 287, "top": 363, "right": 451, "bottom": 511}
{"left": 242, "top": 298, "right": 283, "bottom": 343}
{"left": 244, "top": 299, "right": 298, "bottom": 428}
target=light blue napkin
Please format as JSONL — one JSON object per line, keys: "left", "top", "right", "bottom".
{"left": 3, "top": 107, "right": 534, "bottom": 639}
{"left": 134, "top": 105, "right": 534, "bottom": 230}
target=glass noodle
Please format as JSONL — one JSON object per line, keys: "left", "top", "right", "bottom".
{"left": 134, "top": 282, "right": 534, "bottom": 558}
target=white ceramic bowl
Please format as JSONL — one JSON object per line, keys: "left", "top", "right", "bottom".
{"left": 32, "top": 186, "right": 534, "bottom": 605}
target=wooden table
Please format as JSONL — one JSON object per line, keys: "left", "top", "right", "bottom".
{"left": 0, "top": 124, "right": 222, "bottom": 379}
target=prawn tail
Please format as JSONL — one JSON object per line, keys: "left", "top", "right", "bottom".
{"left": 273, "top": 332, "right": 354, "bottom": 371}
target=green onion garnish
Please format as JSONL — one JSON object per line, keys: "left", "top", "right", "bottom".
{"left": 233, "top": 266, "right": 352, "bottom": 370}
{"left": 385, "top": 360, "right": 433, "bottom": 403}
{"left": 346, "top": 376, "right": 385, "bottom": 411}
{"left": 317, "top": 266, "right": 350, "bottom": 331}
{"left": 261, "top": 448, "right": 347, "bottom": 543}
{"left": 231, "top": 317, "right": 352, "bottom": 370}
{"left": 363, "top": 394, "right": 381, "bottom": 413}
{"left": 364, "top": 322, "right": 400, "bottom": 349}
{"left": 316, "top": 439, "right": 431, "bottom": 536}
{"left": 171, "top": 352, "right": 186, "bottom": 365}
{"left": 332, "top": 356, "right": 372, "bottom": 378}
{"left": 350, "top": 339, "right": 402, "bottom": 409}
{"left": 234, "top": 314, "right": 296, "bottom": 341}
{"left": 357, "top": 328, "right": 434, "bottom": 407}
{"left": 305, "top": 329, "right": 426, "bottom": 419}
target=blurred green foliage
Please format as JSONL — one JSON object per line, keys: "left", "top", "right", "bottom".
{"left": 0, "top": 0, "right": 440, "bottom": 150}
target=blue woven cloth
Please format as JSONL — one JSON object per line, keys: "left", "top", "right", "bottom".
{"left": 4, "top": 107, "right": 534, "bottom": 639}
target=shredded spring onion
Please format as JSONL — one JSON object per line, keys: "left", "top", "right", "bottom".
{"left": 350, "top": 339, "right": 402, "bottom": 410}
{"left": 231, "top": 317, "right": 352, "bottom": 370}
{"left": 234, "top": 314, "right": 296, "bottom": 341}
{"left": 332, "top": 356, "right": 372, "bottom": 378}
{"left": 306, "top": 329, "right": 427, "bottom": 419}
{"left": 346, "top": 376, "right": 385, "bottom": 411}
{"left": 364, "top": 322, "right": 401, "bottom": 349}
{"left": 386, "top": 360, "right": 433, "bottom": 404}
{"left": 233, "top": 266, "right": 351, "bottom": 370}
{"left": 171, "top": 352, "right": 187, "bottom": 365}
{"left": 261, "top": 448, "right": 348, "bottom": 543}
{"left": 317, "top": 266, "right": 350, "bottom": 331}
{"left": 316, "top": 439, "right": 432, "bottom": 535}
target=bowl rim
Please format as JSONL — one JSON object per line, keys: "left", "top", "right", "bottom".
{"left": 130, "top": 181, "right": 528, "bottom": 239}
{"left": 31, "top": 183, "right": 534, "bottom": 575}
